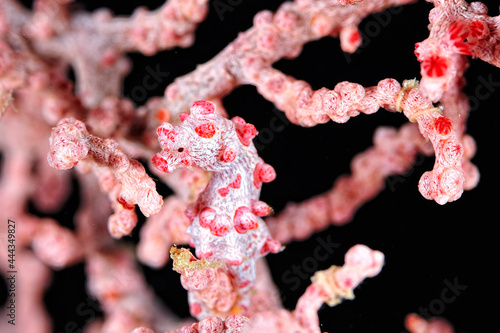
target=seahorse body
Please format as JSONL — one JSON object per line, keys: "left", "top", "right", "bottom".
{"left": 152, "top": 101, "right": 282, "bottom": 313}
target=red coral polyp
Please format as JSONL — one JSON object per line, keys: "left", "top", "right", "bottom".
{"left": 151, "top": 153, "right": 173, "bottom": 173}
{"left": 453, "top": 40, "right": 473, "bottom": 56}
{"left": 195, "top": 122, "right": 217, "bottom": 138}
{"left": 191, "top": 100, "right": 215, "bottom": 115}
{"left": 448, "top": 21, "right": 469, "bottom": 42}
{"left": 434, "top": 116, "right": 453, "bottom": 136}
{"left": 422, "top": 55, "right": 449, "bottom": 78}
{"left": 448, "top": 20, "right": 475, "bottom": 56}
{"left": 233, "top": 206, "right": 258, "bottom": 234}
{"left": 468, "top": 20, "right": 489, "bottom": 40}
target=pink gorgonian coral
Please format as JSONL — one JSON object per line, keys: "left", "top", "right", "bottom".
{"left": 0, "top": 0, "right": 497, "bottom": 332}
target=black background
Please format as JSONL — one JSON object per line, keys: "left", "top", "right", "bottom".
{"left": 1, "top": 0, "right": 499, "bottom": 332}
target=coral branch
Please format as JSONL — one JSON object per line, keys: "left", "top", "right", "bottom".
{"left": 405, "top": 313, "right": 455, "bottom": 333}
{"left": 416, "top": 0, "right": 500, "bottom": 101}
{"left": 249, "top": 74, "right": 467, "bottom": 204}
{"left": 267, "top": 122, "right": 432, "bottom": 243}
{"left": 268, "top": 77, "right": 467, "bottom": 239}
{"left": 48, "top": 117, "right": 163, "bottom": 237}
{"left": 137, "top": 196, "right": 191, "bottom": 268}
{"left": 160, "top": 0, "right": 416, "bottom": 120}
{"left": 238, "top": 244, "right": 384, "bottom": 333}
{"left": 249, "top": 67, "right": 382, "bottom": 126}
{"left": 0, "top": 0, "right": 210, "bottom": 106}
{"left": 396, "top": 80, "right": 466, "bottom": 204}
{"left": 293, "top": 244, "right": 384, "bottom": 332}
{"left": 86, "top": 247, "right": 185, "bottom": 333}
{"left": 29, "top": 217, "right": 83, "bottom": 268}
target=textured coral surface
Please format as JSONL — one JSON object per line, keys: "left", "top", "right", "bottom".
{"left": 0, "top": 0, "right": 498, "bottom": 332}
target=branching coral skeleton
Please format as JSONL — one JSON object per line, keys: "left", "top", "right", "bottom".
{"left": 0, "top": 0, "right": 496, "bottom": 332}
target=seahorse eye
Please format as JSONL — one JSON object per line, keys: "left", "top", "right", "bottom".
{"left": 177, "top": 147, "right": 184, "bottom": 152}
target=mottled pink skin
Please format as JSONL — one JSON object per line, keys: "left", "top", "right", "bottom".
{"left": 172, "top": 253, "right": 282, "bottom": 322}
{"left": 153, "top": 101, "right": 281, "bottom": 317}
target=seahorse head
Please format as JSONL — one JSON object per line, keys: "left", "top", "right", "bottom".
{"left": 152, "top": 101, "right": 238, "bottom": 173}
